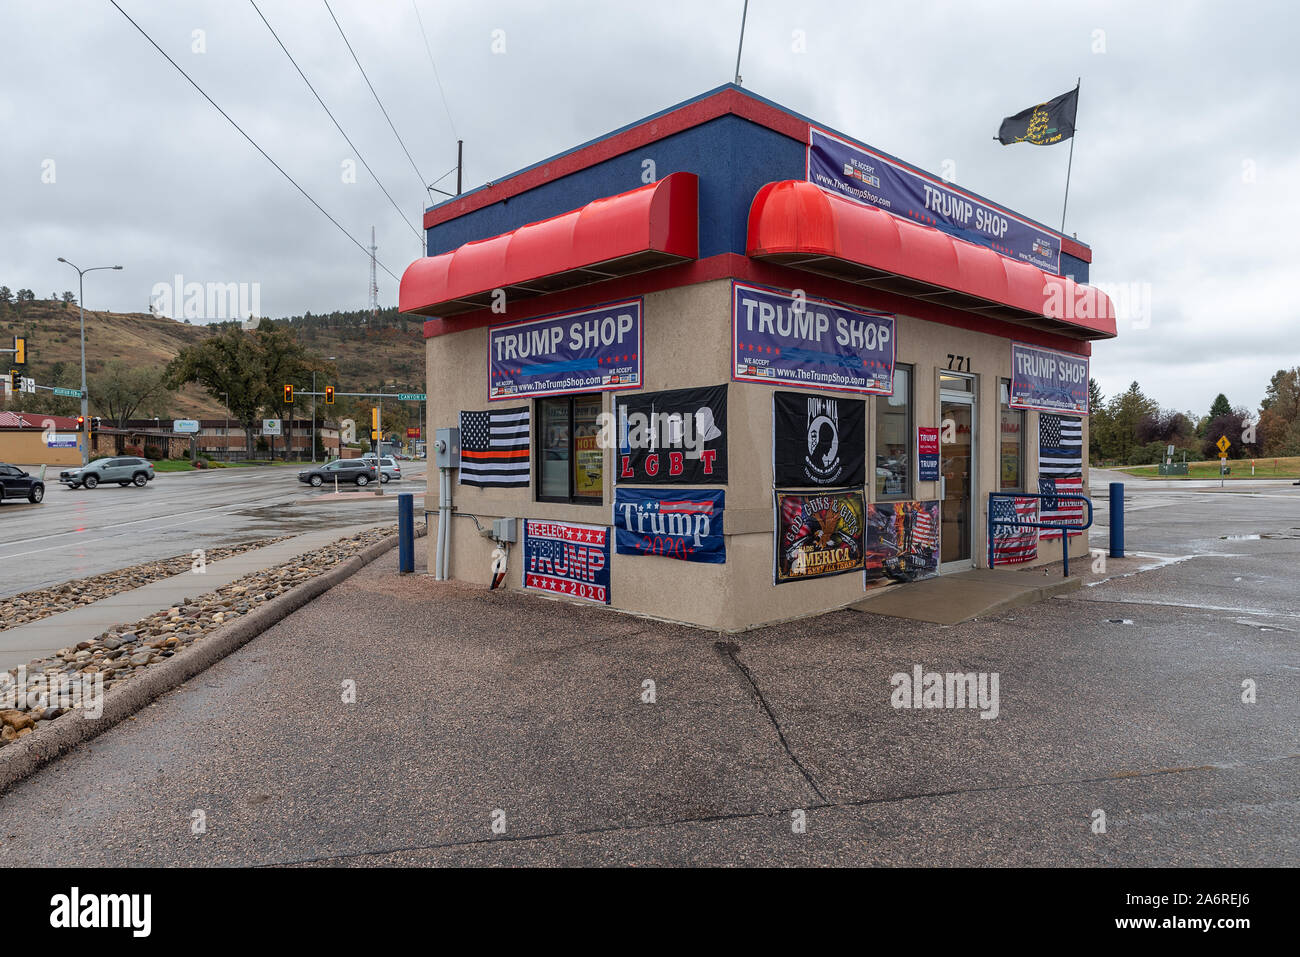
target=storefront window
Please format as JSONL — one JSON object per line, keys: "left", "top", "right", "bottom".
{"left": 875, "top": 364, "right": 912, "bottom": 499}
{"left": 999, "top": 378, "right": 1024, "bottom": 491}
{"left": 537, "top": 395, "right": 604, "bottom": 503}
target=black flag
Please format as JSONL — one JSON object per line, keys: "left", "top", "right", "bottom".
{"left": 997, "top": 87, "right": 1078, "bottom": 146}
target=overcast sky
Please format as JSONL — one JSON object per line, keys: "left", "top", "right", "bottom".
{"left": 2, "top": 0, "right": 1294, "bottom": 414}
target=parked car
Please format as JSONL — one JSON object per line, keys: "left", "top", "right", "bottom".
{"left": 359, "top": 454, "right": 402, "bottom": 483}
{"left": 0, "top": 463, "right": 44, "bottom": 504}
{"left": 297, "top": 458, "right": 380, "bottom": 487}
{"left": 59, "top": 456, "right": 155, "bottom": 490}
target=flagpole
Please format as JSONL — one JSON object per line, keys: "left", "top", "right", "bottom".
{"left": 1059, "top": 77, "right": 1081, "bottom": 235}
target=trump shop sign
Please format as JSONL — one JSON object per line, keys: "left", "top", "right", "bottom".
{"left": 733, "top": 283, "right": 895, "bottom": 395}
{"left": 1009, "top": 342, "right": 1089, "bottom": 415}
{"left": 808, "top": 127, "right": 1063, "bottom": 274}
{"left": 489, "top": 300, "right": 642, "bottom": 400}
{"left": 613, "top": 488, "right": 725, "bottom": 564}
{"left": 522, "top": 520, "right": 611, "bottom": 604}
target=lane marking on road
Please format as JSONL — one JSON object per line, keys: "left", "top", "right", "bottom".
{"left": 0, "top": 502, "right": 280, "bottom": 559}
{"left": 1060, "top": 596, "right": 1300, "bottom": 620}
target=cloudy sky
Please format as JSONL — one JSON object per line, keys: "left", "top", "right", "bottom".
{"left": 2, "top": 0, "right": 1294, "bottom": 414}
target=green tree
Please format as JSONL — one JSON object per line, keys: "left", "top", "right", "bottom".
{"left": 0, "top": 286, "right": 12, "bottom": 307}
{"left": 61, "top": 291, "right": 76, "bottom": 309}
{"left": 89, "top": 361, "right": 172, "bottom": 427}
{"left": 1107, "top": 381, "right": 1159, "bottom": 465}
{"left": 1258, "top": 368, "right": 1300, "bottom": 455}
{"left": 167, "top": 326, "right": 269, "bottom": 458}
{"left": 1208, "top": 393, "right": 1232, "bottom": 421}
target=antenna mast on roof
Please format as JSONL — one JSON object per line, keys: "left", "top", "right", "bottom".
{"left": 733, "top": 0, "right": 749, "bottom": 85}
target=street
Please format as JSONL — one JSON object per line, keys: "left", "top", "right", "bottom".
{"left": 0, "top": 471, "right": 1294, "bottom": 866}
{"left": 0, "top": 461, "right": 427, "bottom": 598}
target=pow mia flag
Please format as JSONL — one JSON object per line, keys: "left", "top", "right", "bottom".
{"left": 616, "top": 385, "right": 727, "bottom": 484}
{"left": 997, "top": 86, "right": 1079, "bottom": 146}
{"left": 773, "top": 391, "right": 866, "bottom": 487}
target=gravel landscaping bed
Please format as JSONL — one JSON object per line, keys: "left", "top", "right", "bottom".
{"left": 0, "top": 524, "right": 401, "bottom": 747}
{"left": 0, "top": 537, "right": 293, "bottom": 632}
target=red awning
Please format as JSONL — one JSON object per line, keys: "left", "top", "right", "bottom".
{"left": 400, "top": 171, "right": 698, "bottom": 317}
{"left": 747, "top": 180, "right": 1115, "bottom": 340}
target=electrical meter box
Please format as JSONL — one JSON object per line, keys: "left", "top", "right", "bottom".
{"left": 434, "top": 427, "right": 460, "bottom": 468}
{"left": 492, "top": 517, "right": 518, "bottom": 543}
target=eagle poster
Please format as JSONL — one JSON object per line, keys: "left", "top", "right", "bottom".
{"left": 774, "top": 489, "right": 866, "bottom": 584}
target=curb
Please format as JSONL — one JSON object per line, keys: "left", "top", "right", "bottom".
{"left": 0, "top": 524, "right": 426, "bottom": 794}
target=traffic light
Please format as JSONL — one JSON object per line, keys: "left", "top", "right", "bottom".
{"left": 12, "top": 336, "right": 25, "bottom": 366}
{"left": 76, "top": 415, "right": 85, "bottom": 430}
{"left": 325, "top": 386, "right": 335, "bottom": 405}
{"left": 370, "top": 407, "right": 379, "bottom": 442}
{"left": 8, "top": 370, "right": 18, "bottom": 392}
{"left": 283, "top": 383, "right": 294, "bottom": 404}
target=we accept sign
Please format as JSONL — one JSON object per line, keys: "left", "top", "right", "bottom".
{"left": 732, "top": 283, "right": 895, "bottom": 394}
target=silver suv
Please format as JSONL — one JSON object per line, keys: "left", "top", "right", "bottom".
{"left": 360, "top": 454, "right": 401, "bottom": 483}
{"left": 59, "top": 456, "right": 156, "bottom": 490}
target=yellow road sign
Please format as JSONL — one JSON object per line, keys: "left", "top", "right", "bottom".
{"left": 1216, "top": 435, "right": 1231, "bottom": 453}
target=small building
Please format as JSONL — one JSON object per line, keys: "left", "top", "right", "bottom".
{"left": 401, "top": 86, "right": 1115, "bottom": 631}
{"left": 0, "top": 411, "right": 83, "bottom": 466}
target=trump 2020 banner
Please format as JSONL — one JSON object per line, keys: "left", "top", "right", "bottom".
{"left": 616, "top": 384, "right": 727, "bottom": 484}
{"left": 489, "top": 299, "right": 642, "bottom": 400}
{"left": 522, "top": 520, "right": 611, "bottom": 604}
{"left": 1009, "top": 342, "right": 1090, "bottom": 415}
{"left": 774, "top": 489, "right": 865, "bottom": 584}
{"left": 613, "top": 488, "right": 725, "bottom": 563}
{"left": 733, "top": 282, "right": 895, "bottom": 395}
{"left": 772, "top": 391, "right": 866, "bottom": 487}
{"left": 807, "top": 127, "right": 1063, "bottom": 275}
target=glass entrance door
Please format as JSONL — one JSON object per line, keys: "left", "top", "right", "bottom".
{"left": 940, "top": 393, "right": 976, "bottom": 569}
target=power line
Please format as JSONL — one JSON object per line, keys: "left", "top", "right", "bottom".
{"left": 106, "top": 0, "right": 401, "bottom": 283}
{"left": 322, "top": 0, "right": 431, "bottom": 200}
{"left": 249, "top": 0, "right": 422, "bottom": 245}
{"left": 410, "top": 0, "right": 458, "bottom": 140}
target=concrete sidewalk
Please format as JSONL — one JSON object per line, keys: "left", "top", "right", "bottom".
{"left": 851, "top": 566, "right": 1082, "bottom": 624}
{"left": 0, "top": 523, "right": 383, "bottom": 670}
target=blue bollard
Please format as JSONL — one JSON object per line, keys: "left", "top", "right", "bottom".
{"left": 1108, "top": 482, "right": 1124, "bottom": 558}
{"left": 398, "top": 492, "right": 414, "bottom": 573}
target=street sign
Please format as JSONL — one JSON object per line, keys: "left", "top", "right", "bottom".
{"left": 396, "top": 393, "right": 426, "bottom": 401}
{"left": 173, "top": 419, "right": 200, "bottom": 433}
{"left": 21, "top": 377, "right": 35, "bottom": 394}
{"left": 1216, "top": 435, "right": 1231, "bottom": 453}
{"left": 262, "top": 418, "right": 282, "bottom": 436}
{"left": 53, "top": 387, "right": 83, "bottom": 398}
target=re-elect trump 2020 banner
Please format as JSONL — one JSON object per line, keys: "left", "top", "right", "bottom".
{"left": 732, "top": 283, "right": 895, "bottom": 395}
{"left": 1009, "top": 342, "right": 1089, "bottom": 415}
{"left": 613, "top": 488, "right": 725, "bottom": 564}
{"left": 522, "top": 520, "right": 611, "bottom": 604}
{"left": 807, "top": 127, "right": 1063, "bottom": 275}
{"left": 489, "top": 299, "right": 642, "bottom": 400}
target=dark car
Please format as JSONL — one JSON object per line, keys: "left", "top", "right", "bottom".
{"left": 59, "top": 456, "right": 155, "bottom": 489}
{"left": 297, "top": 458, "right": 379, "bottom": 488}
{"left": 0, "top": 463, "right": 45, "bottom": 504}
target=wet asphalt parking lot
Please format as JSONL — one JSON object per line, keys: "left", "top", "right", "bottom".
{"left": 0, "top": 462, "right": 427, "bottom": 598}
{"left": 0, "top": 470, "right": 1295, "bottom": 865}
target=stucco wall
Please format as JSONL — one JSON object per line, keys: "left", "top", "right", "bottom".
{"left": 426, "top": 278, "right": 1090, "bottom": 631}
{"left": 0, "top": 431, "right": 83, "bottom": 467}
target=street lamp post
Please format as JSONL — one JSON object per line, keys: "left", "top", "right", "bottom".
{"left": 57, "top": 258, "right": 122, "bottom": 465}
{"left": 220, "top": 391, "right": 230, "bottom": 462}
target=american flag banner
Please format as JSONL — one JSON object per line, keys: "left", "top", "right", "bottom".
{"left": 912, "top": 506, "right": 938, "bottom": 551}
{"left": 991, "top": 496, "right": 1039, "bottom": 564}
{"left": 1038, "top": 413, "right": 1085, "bottom": 540}
{"left": 458, "top": 407, "right": 531, "bottom": 487}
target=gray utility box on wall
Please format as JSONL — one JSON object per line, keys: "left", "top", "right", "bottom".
{"left": 492, "top": 517, "right": 518, "bottom": 543}
{"left": 434, "top": 427, "right": 460, "bottom": 468}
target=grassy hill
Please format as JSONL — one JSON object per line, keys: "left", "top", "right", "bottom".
{"left": 0, "top": 300, "right": 425, "bottom": 418}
